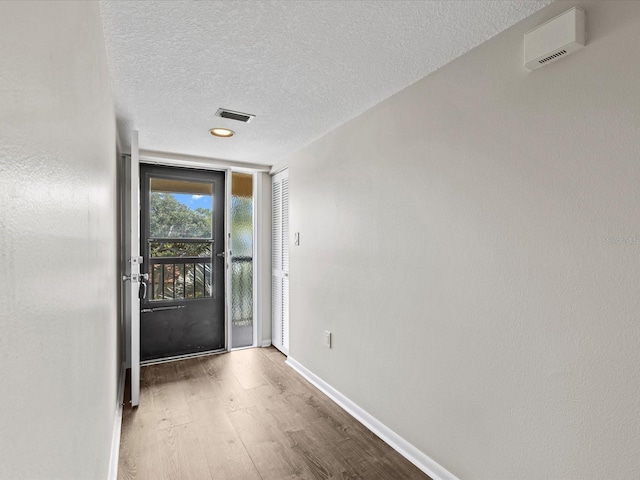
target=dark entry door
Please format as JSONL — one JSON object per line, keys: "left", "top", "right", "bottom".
{"left": 140, "top": 164, "right": 225, "bottom": 361}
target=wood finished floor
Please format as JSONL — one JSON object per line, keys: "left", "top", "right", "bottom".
{"left": 118, "top": 347, "right": 430, "bottom": 480}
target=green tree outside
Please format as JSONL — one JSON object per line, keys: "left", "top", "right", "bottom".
{"left": 149, "top": 192, "right": 212, "bottom": 257}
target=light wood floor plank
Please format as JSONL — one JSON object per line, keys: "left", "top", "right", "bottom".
{"left": 158, "top": 423, "right": 212, "bottom": 480}
{"left": 189, "top": 404, "right": 263, "bottom": 480}
{"left": 175, "top": 357, "right": 221, "bottom": 402}
{"left": 227, "top": 349, "right": 271, "bottom": 390}
{"left": 119, "top": 347, "right": 430, "bottom": 480}
{"left": 117, "top": 409, "right": 163, "bottom": 480}
{"left": 147, "top": 363, "right": 193, "bottom": 429}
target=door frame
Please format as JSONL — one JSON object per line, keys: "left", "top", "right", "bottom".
{"left": 139, "top": 164, "right": 227, "bottom": 362}
{"left": 122, "top": 131, "right": 142, "bottom": 406}
{"left": 122, "top": 152, "right": 268, "bottom": 368}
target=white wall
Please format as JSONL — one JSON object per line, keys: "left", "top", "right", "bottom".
{"left": 0, "top": 2, "right": 119, "bottom": 479}
{"left": 276, "top": 1, "right": 640, "bottom": 478}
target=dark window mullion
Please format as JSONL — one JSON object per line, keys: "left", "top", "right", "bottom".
{"left": 161, "top": 264, "right": 165, "bottom": 300}
{"left": 150, "top": 266, "right": 155, "bottom": 300}
{"left": 173, "top": 264, "right": 176, "bottom": 299}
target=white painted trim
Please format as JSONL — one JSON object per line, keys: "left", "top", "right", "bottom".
{"left": 116, "top": 130, "right": 124, "bottom": 159}
{"left": 107, "top": 362, "right": 126, "bottom": 480}
{"left": 269, "top": 165, "right": 289, "bottom": 176}
{"left": 224, "top": 169, "right": 232, "bottom": 352}
{"left": 261, "top": 339, "right": 272, "bottom": 347}
{"left": 285, "top": 357, "right": 459, "bottom": 480}
{"left": 130, "top": 131, "right": 141, "bottom": 407}
{"left": 137, "top": 149, "right": 270, "bottom": 172}
{"left": 252, "top": 172, "right": 259, "bottom": 348}
{"left": 140, "top": 348, "right": 225, "bottom": 366}
{"left": 229, "top": 345, "right": 255, "bottom": 352}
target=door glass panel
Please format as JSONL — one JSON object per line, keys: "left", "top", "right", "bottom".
{"left": 174, "top": 264, "right": 184, "bottom": 299}
{"left": 149, "top": 178, "right": 213, "bottom": 238}
{"left": 150, "top": 242, "right": 212, "bottom": 258}
{"left": 149, "top": 258, "right": 212, "bottom": 302}
{"left": 148, "top": 177, "right": 214, "bottom": 302}
{"left": 185, "top": 263, "right": 195, "bottom": 299}
{"left": 231, "top": 172, "right": 254, "bottom": 348}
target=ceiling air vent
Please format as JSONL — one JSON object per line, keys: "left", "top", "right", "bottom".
{"left": 215, "top": 108, "right": 255, "bottom": 123}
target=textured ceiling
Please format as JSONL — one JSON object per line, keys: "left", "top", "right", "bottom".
{"left": 99, "top": 0, "right": 553, "bottom": 166}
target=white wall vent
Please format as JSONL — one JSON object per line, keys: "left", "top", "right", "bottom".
{"left": 524, "top": 7, "right": 585, "bottom": 71}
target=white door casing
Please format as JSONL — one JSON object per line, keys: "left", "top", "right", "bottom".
{"left": 225, "top": 168, "right": 232, "bottom": 352}
{"left": 129, "top": 131, "right": 141, "bottom": 407}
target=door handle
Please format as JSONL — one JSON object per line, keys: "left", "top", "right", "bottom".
{"left": 139, "top": 273, "right": 149, "bottom": 299}
{"left": 216, "top": 251, "right": 226, "bottom": 258}
{"left": 125, "top": 273, "right": 148, "bottom": 299}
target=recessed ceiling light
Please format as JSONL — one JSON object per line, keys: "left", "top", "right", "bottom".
{"left": 209, "top": 128, "right": 234, "bottom": 138}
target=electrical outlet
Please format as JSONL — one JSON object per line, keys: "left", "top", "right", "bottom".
{"left": 324, "top": 330, "right": 331, "bottom": 348}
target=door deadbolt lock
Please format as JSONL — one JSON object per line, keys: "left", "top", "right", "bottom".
{"left": 128, "top": 256, "right": 143, "bottom": 265}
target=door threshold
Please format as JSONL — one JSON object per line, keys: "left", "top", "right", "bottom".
{"left": 230, "top": 344, "right": 257, "bottom": 352}
{"left": 141, "top": 348, "right": 226, "bottom": 366}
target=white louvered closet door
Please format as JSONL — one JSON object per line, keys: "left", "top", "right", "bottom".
{"left": 272, "top": 169, "right": 289, "bottom": 355}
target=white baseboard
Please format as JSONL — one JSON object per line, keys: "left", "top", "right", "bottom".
{"left": 261, "top": 339, "right": 272, "bottom": 347}
{"left": 107, "top": 362, "right": 126, "bottom": 480}
{"left": 285, "top": 357, "right": 459, "bottom": 480}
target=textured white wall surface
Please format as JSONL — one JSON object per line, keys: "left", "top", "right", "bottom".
{"left": 98, "top": 0, "right": 552, "bottom": 164}
{"left": 0, "top": 2, "right": 118, "bottom": 479}
{"left": 276, "top": 1, "right": 640, "bottom": 478}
